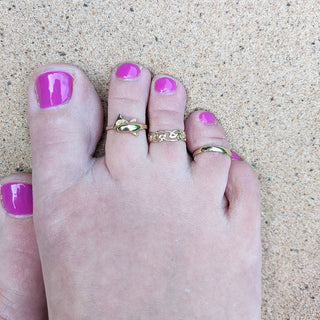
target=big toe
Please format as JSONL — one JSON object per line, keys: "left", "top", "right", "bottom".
{"left": 28, "top": 63, "right": 104, "bottom": 196}
{"left": 0, "top": 174, "right": 47, "bottom": 319}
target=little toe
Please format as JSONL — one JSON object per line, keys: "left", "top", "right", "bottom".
{"left": 0, "top": 174, "right": 47, "bottom": 319}
{"left": 225, "top": 161, "right": 262, "bottom": 310}
{"left": 226, "top": 159, "right": 261, "bottom": 229}
{"left": 28, "top": 63, "right": 104, "bottom": 194}
{"left": 185, "top": 110, "right": 231, "bottom": 198}
{"left": 148, "top": 75, "right": 188, "bottom": 169}
{"left": 105, "top": 63, "right": 151, "bottom": 173}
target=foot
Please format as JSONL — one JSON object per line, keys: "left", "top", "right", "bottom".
{"left": 28, "top": 63, "right": 261, "bottom": 319}
{"left": 0, "top": 174, "right": 47, "bottom": 319}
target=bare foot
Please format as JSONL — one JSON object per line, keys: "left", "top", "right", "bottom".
{"left": 0, "top": 174, "right": 47, "bottom": 319}
{"left": 28, "top": 63, "right": 261, "bottom": 319}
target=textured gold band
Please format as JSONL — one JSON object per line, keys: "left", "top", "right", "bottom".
{"left": 148, "top": 129, "right": 186, "bottom": 143}
{"left": 192, "top": 145, "right": 232, "bottom": 158}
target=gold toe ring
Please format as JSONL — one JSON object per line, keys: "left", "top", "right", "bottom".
{"left": 148, "top": 129, "right": 186, "bottom": 143}
{"left": 106, "top": 114, "right": 147, "bottom": 136}
{"left": 192, "top": 145, "right": 232, "bottom": 158}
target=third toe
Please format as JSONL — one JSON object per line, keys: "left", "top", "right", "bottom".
{"left": 147, "top": 75, "right": 189, "bottom": 169}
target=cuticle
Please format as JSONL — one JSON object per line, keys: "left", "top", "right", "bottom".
{"left": 7, "top": 213, "right": 33, "bottom": 219}
{"left": 156, "top": 91, "right": 176, "bottom": 96}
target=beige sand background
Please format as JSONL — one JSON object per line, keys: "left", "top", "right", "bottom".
{"left": 0, "top": 0, "right": 319, "bottom": 318}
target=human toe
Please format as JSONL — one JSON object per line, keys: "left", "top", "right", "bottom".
{"left": 148, "top": 74, "right": 188, "bottom": 170}
{"left": 0, "top": 174, "right": 47, "bottom": 319}
{"left": 105, "top": 63, "right": 151, "bottom": 174}
{"left": 28, "top": 63, "right": 104, "bottom": 194}
{"left": 185, "top": 110, "right": 231, "bottom": 198}
{"left": 226, "top": 159, "right": 261, "bottom": 228}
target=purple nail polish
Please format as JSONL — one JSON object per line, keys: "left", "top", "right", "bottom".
{"left": 36, "top": 71, "right": 73, "bottom": 108}
{"left": 155, "top": 77, "right": 176, "bottom": 93}
{"left": 231, "top": 152, "right": 242, "bottom": 161}
{"left": 199, "top": 112, "right": 215, "bottom": 124}
{"left": 116, "top": 63, "right": 140, "bottom": 79}
{"left": 1, "top": 183, "right": 33, "bottom": 216}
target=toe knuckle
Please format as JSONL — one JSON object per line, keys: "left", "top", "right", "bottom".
{"left": 110, "top": 95, "right": 145, "bottom": 110}
{"left": 151, "top": 109, "right": 183, "bottom": 125}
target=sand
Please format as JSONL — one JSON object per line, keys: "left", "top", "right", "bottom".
{"left": 0, "top": 1, "right": 319, "bottom": 318}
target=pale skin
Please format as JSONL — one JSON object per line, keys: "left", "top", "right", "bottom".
{"left": 0, "top": 63, "right": 261, "bottom": 319}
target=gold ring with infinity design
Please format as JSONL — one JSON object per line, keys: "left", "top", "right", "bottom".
{"left": 192, "top": 145, "right": 232, "bottom": 158}
{"left": 148, "top": 129, "right": 186, "bottom": 143}
{"left": 106, "top": 114, "right": 147, "bottom": 136}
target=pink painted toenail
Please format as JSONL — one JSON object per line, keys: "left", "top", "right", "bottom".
{"left": 231, "top": 152, "right": 242, "bottom": 161}
{"left": 36, "top": 71, "right": 73, "bottom": 108}
{"left": 155, "top": 77, "right": 176, "bottom": 93}
{"left": 199, "top": 112, "right": 215, "bottom": 124}
{"left": 1, "top": 183, "right": 33, "bottom": 217}
{"left": 116, "top": 63, "right": 140, "bottom": 79}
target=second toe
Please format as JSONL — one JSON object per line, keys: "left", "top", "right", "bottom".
{"left": 105, "top": 63, "right": 152, "bottom": 174}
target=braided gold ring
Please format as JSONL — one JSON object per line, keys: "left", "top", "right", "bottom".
{"left": 148, "top": 129, "right": 186, "bottom": 143}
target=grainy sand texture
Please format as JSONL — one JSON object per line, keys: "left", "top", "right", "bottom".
{"left": 0, "top": 1, "right": 319, "bottom": 318}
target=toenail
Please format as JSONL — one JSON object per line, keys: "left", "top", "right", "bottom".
{"left": 199, "top": 111, "right": 215, "bottom": 124}
{"left": 155, "top": 77, "right": 176, "bottom": 93}
{"left": 0, "top": 183, "right": 33, "bottom": 217}
{"left": 116, "top": 63, "right": 140, "bottom": 79}
{"left": 36, "top": 71, "right": 73, "bottom": 108}
{"left": 231, "top": 152, "right": 242, "bottom": 161}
